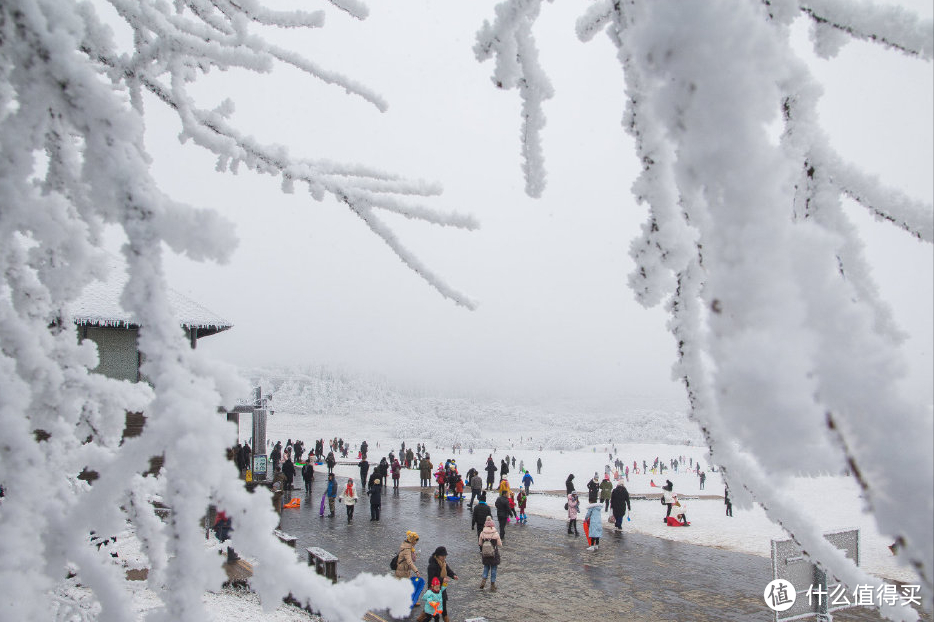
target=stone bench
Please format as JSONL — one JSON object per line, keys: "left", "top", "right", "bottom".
{"left": 274, "top": 530, "right": 297, "bottom": 548}
{"left": 306, "top": 546, "right": 338, "bottom": 583}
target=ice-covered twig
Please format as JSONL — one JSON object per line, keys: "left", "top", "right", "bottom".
{"left": 799, "top": 0, "right": 934, "bottom": 59}
{"left": 475, "top": 0, "right": 554, "bottom": 198}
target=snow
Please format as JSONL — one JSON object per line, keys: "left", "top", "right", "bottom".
{"left": 70, "top": 255, "right": 232, "bottom": 331}
{"left": 261, "top": 407, "right": 921, "bottom": 586}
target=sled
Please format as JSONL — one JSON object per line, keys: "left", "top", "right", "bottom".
{"left": 283, "top": 498, "right": 301, "bottom": 509}
{"left": 409, "top": 576, "right": 426, "bottom": 607}
{"left": 319, "top": 494, "right": 326, "bottom": 517}
{"left": 666, "top": 516, "right": 689, "bottom": 527}
{"left": 649, "top": 480, "right": 657, "bottom": 487}
{"left": 582, "top": 519, "right": 592, "bottom": 545}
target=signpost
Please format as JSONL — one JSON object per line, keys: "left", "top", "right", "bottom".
{"left": 770, "top": 529, "right": 860, "bottom": 622}
{"left": 252, "top": 454, "right": 267, "bottom": 478}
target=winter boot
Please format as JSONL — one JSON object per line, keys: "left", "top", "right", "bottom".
{"left": 490, "top": 582, "right": 497, "bottom": 592}
{"left": 479, "top": 577, "right": 486, "bottom": 589}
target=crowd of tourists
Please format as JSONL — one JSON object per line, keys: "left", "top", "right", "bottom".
{"left": 224, "top": 437, "right": 721, "bottom": 620}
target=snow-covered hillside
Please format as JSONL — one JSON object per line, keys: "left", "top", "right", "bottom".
{"left": 248, "top": 366, "right": 702, "bottom": 450}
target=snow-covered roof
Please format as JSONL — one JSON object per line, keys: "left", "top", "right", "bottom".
{"left": 70, "top": 260, "right": 232, "bottom": 334}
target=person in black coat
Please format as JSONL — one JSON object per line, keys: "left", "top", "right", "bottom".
{"left": 359, "top": 457, "right": 369, "bottom": 487}
{"left": 301, "top": 462, "right": 314, "bottom": 494}
{"left": 426, "top": 547, "right": 459, "bottom": 621}
{"left": 368, "top": 477, "right": 383, "bottom": 520}
{"left": 494, "top": 491, "right": 510, "bottom": 542}
{"left": 471, "top": 493, "right": 492, "bottom": 538}
{"left": 586, "top": 475, "right": 600, "bottom": 504}
{"left": 610, "top": 481, "right": 631, "bottom": 530}
{"left": 282, "top": 459, "right": 295, "bottom": 492}
{"left": 484, "top": 458, "right": 498, "bottom": 491}
{"left": 565, "top": 473, "right": 575, "bottom": 495}
{"left": 325, "top": 451, "right": 336, "bottom": 475}
{"left": 500, "top": 458, "right": 509, "bottom": 478}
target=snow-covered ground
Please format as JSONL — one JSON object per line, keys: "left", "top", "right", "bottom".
{"left": 259, "top": 403, "right": 920, "bottom": 586}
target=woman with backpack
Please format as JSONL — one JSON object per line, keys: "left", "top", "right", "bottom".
{"left": 478, "top": 516, "right": 502, "bottom": 592}
{"left": 393, "top": 530, "right": 423, "bottom": 607}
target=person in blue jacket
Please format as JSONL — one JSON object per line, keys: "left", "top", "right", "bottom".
{"left": 325, "top": 473, "right": 337, "bottom": 518}
{"left": 584, "top": 502, "right": 603, "bottom": 551}
{"left": 521, "top": 471, "right": 534, "bottom": 495}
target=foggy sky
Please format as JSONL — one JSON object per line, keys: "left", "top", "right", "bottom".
{"left": 116, "top": 1, "right": 932, "bottom": 405}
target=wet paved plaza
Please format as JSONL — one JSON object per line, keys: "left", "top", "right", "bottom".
{"left": 277, "top": 479, "right": 922, "bottom": 622}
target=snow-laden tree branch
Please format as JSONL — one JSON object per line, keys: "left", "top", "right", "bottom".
{"left": 480, "top": 0, "right": 933, "bottom": 618}
{"left": 475, "top": 0, "right": 554, "bottom": 198}
{"left": 0, "top": 1, "right": 461, "bottom": 620}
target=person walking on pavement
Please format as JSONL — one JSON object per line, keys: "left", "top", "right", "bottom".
{"left": 325, "top": 473, "right": 337, "bottom": 517}
{"left": 426, "top": 546, "right": 458, "bottom": 622}
{"left": 565, "top": 473, "right": 575, "bottom": 495}
{"left": 468, "top": 471, "right": 483, "bottom": 508}
{"left": 417, "top": 578, "right": 445, "bottom": 622}
{"left": 485, "top": 456, "right": 497, "bottom": 491}
{"left": 359, "top": 456, "right": 369, "bottom": 488}
{"left": 391, "top": 458, "right": 402, "bottom": 491}
{"left": 301, "top": 461, "right": 314, "bottom": 495}
{"left": 282, "top": 458, "right": 295, "bottom": 493}
{"left": 478, "top": 516, "right": 502, "bottom": 592}
{"left": 394, "top": 531, "right": 423, "bottom": 608}
{"left": 566, "top": 492, "right": 580, "bottom": 536}
{"left": 610, "top": 480, "right": 631, "bottom": 530}
{"left": 471, "top": 493, "right": 492, "bottom": 539}
{"left": 516, "top": 489, "right": 528, "bottom": 524}
{"left": 339, "top": 477, "right": 358, "bottom": 523}
{"left": 368, "top": 477, "right": 383, "bottom": 521}
{"left": 495, "top": 491, "right": 510, "bottom": 542}
{"left": 583, "top": 502, "right": 603, "bottom": 551}
{"left": 599, "top": 474, "right": 613, "bottom": 512}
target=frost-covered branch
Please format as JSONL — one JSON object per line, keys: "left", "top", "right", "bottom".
{"left": 799, "top": 0, "right": 934, "bottom": 59}
{"left": 491, "top": 0, "right": 933, "bottom": 616}
{"left": 820, "top": 152, "right": 934, "bottom": 243}
{"left": 85, "top": 0, "right": 472, "bottom": 306}
{"left": 0, "top": 0, "right": 457, "bottom": 620}
{"left": 475, "top": 0, "right": 554, "bottom": 198}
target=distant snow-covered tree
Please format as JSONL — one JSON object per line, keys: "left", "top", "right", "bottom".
{"left": 476, "top": 0, "right": 932, "bottom": 619}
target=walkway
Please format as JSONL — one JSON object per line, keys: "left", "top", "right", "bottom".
{"left": 277, "top": 480, "right": 923, "bottom": 621}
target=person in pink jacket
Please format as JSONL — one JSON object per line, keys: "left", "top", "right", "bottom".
{"left": 566, "top": 492, "right": 580, "bottom": 536}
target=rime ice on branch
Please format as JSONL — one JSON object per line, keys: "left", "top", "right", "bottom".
{"left": 0, "top": 1, "right": 455, "bottom": 620}
{"left": 479, "top": 1, "right": 933, "bottom": 618}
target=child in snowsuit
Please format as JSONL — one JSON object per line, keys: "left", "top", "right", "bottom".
{"left": 516, "top": 489, "right": 528, "bottom": 524}
{"left": 507, "top": 493, "right": 518, "bottom": 522}
{"left": 417, "top": 578, "right": 445, "bottom": 622}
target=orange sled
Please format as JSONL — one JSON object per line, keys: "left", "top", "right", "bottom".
{"left": 283, "top": 498, "right": 301, "bottom": 509}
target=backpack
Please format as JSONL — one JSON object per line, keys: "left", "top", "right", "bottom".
{"left": 481, "top": 538, "right": 495, "bottom": 559}
{"left": 390, "top": 552, "right": 400, "bottom": 571}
